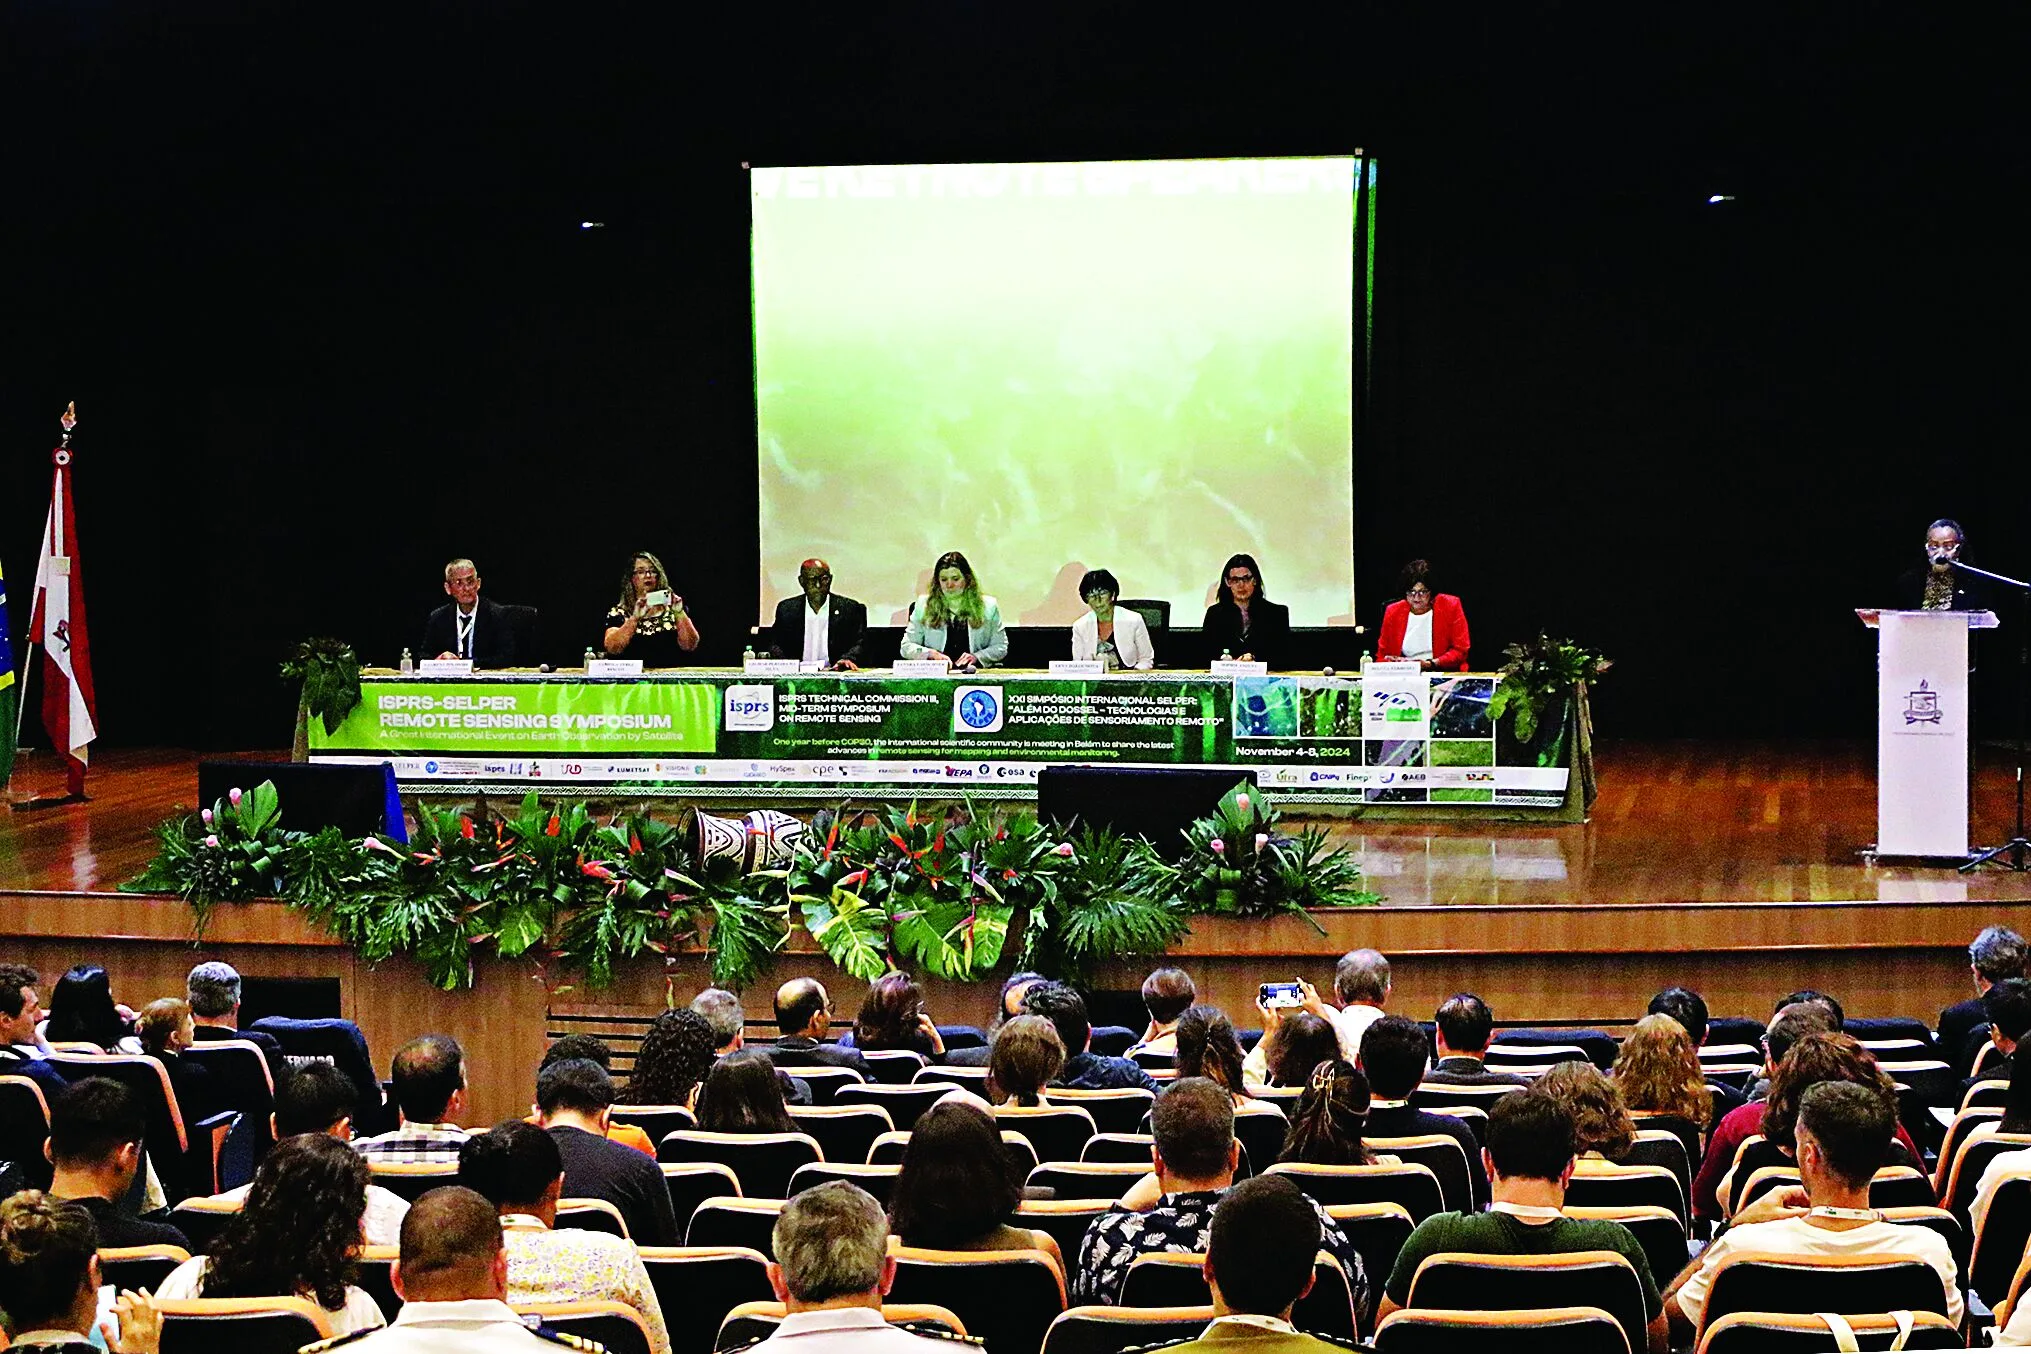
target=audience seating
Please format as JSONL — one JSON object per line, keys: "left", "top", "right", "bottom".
{"left": 786, "top": 1065, "right": 865, "bottom": 1106}
{"left": 1409, "top": 1082, "right": 1525, "bottom": 1116}
{"left": 181, "top": 1038, "right": 277, "bottom": 1187}
{"left": 1039, "top": 1306, "right": 1216, "bottom": 1354}
{"left": 1403, "top": 1249, "right": 1650, "bottom": 1354}
{"left": 1027, "top": 1160, "right": 1149, "bottom": 1201}
{"left": 1695, "top": 1309, "right": 1961, "bottom": 1352}
{"left": 1972, "top": 1040, "right": 2005, "bottom": 1079}
{"left": 1970, "top": 1170, "right": 2031, "bottom": 1302}
{"left": 1696, "top": 1253, "right": 1954, "bottom": 1331}
{"left": 1089, "top": 1027, "right": 1136, "bottom": 1058}
{"left": 1628, "top": 1112, "right": 1701, "bottom": 1179}
{"left": 355, "top": 1244, "right": 400, "bottom": 1321}
{"left": 1045, "top": 1088, "right": 1155, "bottom": 1135}
{"left": 0, "top": 1075, "right": 54, "bottom": 1193}
{"left": 556, "top": 1196, "right": 631, "bottom": 1238}
{"left": 1265, "top": 1161, "right": 1445, "bottom": 1220}
{"left": 995, "top": 1105, "right": 1098, "bottom": 1164}
{"left": 1876, "top": 1207, "right": 1969, "bottom": 1297}
{"left": 936, "top": 1025, "right": 987, "bottom": 1051}
{"left": 1847, "top": 1017, "right": 1938, "bottom": 1051}
{"left": 1492, "top": 1028, "right": 1621, "bottom": 1067}
{"left": 1563, "top": 1205, "right": 1690, "bottom": 1308}
{"left": 1564, "top": 1159, "right": 1687, "bottom": 1225}
{"left": 1372, "top": 1306, "right": 1631, "bottom": 1354}
{"left": 867, "top": 1129, "right": 1038, "bottom": 1173}
{"left": 686, "top": 1196, "right": 785, "bottom": 1256}
{"left": 44, "top": 1051, "right": 235, "bottom": 1202}
{"left": 638, "top": 1246, "right": 775, "bottom": 1354}
{"left": 1960, "top": 1079, "right": 2010, "bottom": 1113}
{"left": 155, "top": 1297, "right": 335, "bottom": 1354}
{"left": 1326, "top": 1201, "right": 1416, "bottom": 1314}
{"left": 1015, "top": 1199, "right": 1114, "bottom": 1262}
{"left": 914, "top": 1065, "right": 990, "bottom": 1090}
{"left": 1366, "top": 1134, "right": 1475, "bottom": 1215}
{"left": 1942, "top": 1129, "right": 2031, "bottom": 1222}
{"left": 1624, "top": 1127, "right": 1695, "bottom": 1209}
{"left": 887, "top": 1246, "right": 1068, "bottom": 1354}
{"left": 1736, "top": 1164, "right": 1935, "bottom": 1216}
{"left": 1229, "top": 1107, "right": 1287, "bottom": 1179}
{"left": 786, "top": 1160, "right": 902, "bottom": 1204}
{"left": 367, "top": 1160, "right": 460, "bottom": 1203}
{"left": 1484, "top": 1042, "right": 1590, "bottom": 1070}
{"left": 245, "top": 1016, "right": 390, "bottom": 1132}
{"left": 656, "top": 1129, "right": 822, "bottom": 1199}
{"left": 662, "top": 1160, "right": 741, "bottom": 1237}
{"left": 1706, "top": 1018, "right": 1767, "bottom": 1048}
{"left": 835, "top": 1081, "right": 950, "bottom": 1130}
{"left": 1930, "top": 1107, "right": 2001, "bottom": 1193}
{"left": 856, "top": 1049, "right": 929, "bottom": 1084}
{"left": 788, "top": 1103, "right": 895, "bottom": 1165}
{"left": 1426, "top": 1103, "right": 1490, "bottom": 1145}
{"left": 1119, "top": 1250, "right": 1358, "bottom": 1341}
{"left": 98, "top": 1243, "right": 191, "bottom": 1291}
{"left": 1995, "top": 1248, "right": 2031, "bottom": 1333}
{"left": 167, "top": 1195, "right": 241, "bottom": 1253}
{"left": 1698, "top": 1045, "right": 1764, "bottom": 1092}
{"left": 1249, "top": 1086, "right": 1303, "bottom": 1110}
{"left": 514, "top": 1302, "right": 654, "bottom": 1354}
{"left": 1079, "top": 1133, "right": 1156, "bottom": 1164}
{"left": 1128, "top": 1049, "right": 1175, "bottom": 1071}
{"left": 716, "top": 1302, "right": 967, "bottom": 1351}
{"left": 609, "top": 1105, "right": 695, "bottom": 1146}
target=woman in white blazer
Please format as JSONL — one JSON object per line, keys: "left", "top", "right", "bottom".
{"left": 900, "top": 550, "right": 1009, "bottom": 668}
{"left": 1069, "top": 569, "right": 1155, "bottom": 670}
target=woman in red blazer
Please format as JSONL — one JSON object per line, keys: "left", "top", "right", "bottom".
{"left": 1377, "top": 559, "right": 1471, "bottom": 671}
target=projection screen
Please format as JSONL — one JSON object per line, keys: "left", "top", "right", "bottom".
{"left": 751, "top": 156, "right": 1372, "bottom": 632}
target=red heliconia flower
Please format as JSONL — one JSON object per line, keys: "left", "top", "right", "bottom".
{"left": 933, "top": 823, "right": 946, "bottom": 855}
{"left": 629, "top": 833, "right": 643, "bottom": 855}
{"left": 582, "top": 861, "right": 615, "bottom": 880}
{"left": 840, "top": 869, "right": 869, "bottom": 889}
{"left": 545, "top": 813, "right": 561, "bottom": 837}
{"left": 460, "top": 816, "right": 476, "bottom": 840}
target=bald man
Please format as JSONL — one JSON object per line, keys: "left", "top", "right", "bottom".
{"left": 769, "top": 978, "right": 873, "bottom": 1076}
{"left": 767, "top": 559, "right": 869, "bottom": 670}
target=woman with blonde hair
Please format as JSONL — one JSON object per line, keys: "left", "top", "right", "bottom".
{"left": 1536, "top": 1061, "right": 1636, "bottom": 1161}
{"left": 602, "top": 550, "right": 700, "bottom": 665}
{"left": 1613, "top": 1012, "right": 1713, "bottom": 1129}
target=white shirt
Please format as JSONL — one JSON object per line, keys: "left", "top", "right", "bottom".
{"left": 754, "top": 1306, "right": 956, "bottom": 1350}
{"left": 1401, "top": 609, "right": 1435, "bottom": 661}
{"left": 339, "top": 1298, "right": 574, "bottom": 1353}
{"left": 1971, "top": 1143, "right": 2031, "bottom": 1238}
{"left": 1673, "top": 1215, "right": 1962, "bottom": 1328}
{"left": 156, "top": 1255, "right": 388, "bottom": 1336}
{"left": 204, "top": 1181, "right": 410, "bottom": 1247}
{"left": 803, "top": 598, "right": 831, "bottom": 666}
{"left": 1331, "top": 1003, "right": 1387, "bottom": 1061}
{"left": 455, "top": 605, "right": 478, "bottom": 659}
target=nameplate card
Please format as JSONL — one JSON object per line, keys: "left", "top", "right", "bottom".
{"left": 892, "top": 659, "right": 953, "bottom": 677}
{"left": 1049, "top": 660, "right": 1107, "bottom": 677}
{"left": 1362, "top": 660, "right": 1422, "bottom": 676}
{"left": 742, "top": 658, "right": 802, "bottom": 676}
{"left": 417, "top": 659, "right": 474, "bottom": 677}
{"left": 1210, "top": 660, "right": 1269, "bottom": 678}
{"left": 586, "top": 659, "right": 644, "bottom": 677}
{"left": 798, "top": 662, "right": 826, "bottom": 674}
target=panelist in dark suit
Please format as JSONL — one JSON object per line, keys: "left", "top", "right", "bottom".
{"left": 1201, "top": 552, "right": 1291, "bottom": 668}
{"left": 766, "top": 558, "right": 869, "bottom": 670}
{"left": 422, "top": 559, "right": 535, "bottom": 667}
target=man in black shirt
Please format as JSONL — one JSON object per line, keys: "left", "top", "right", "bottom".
{"left": 1357, "top": 1015, "right": 1489, "bottom": 1209}
{"left": 47, "top": 1077, "right": 191, "bottom": 1250}
{"left": 184, "top": 961, "right": 288, "bottom": 1086}
{"left": 1025, "top": 983, "right": 1160, "bottom": 1094}
{"left": 766, "top": 978, "right": 873, "bottom": 1077}
{"left": 535, "top": 1058, "right": 677, "bottom": 1246}
{"left": 1940, "top": 926, "right": 2029, "bottom": 1076}
{"left": 1423, "top": 994, "right": 1531, "bottom": 1089}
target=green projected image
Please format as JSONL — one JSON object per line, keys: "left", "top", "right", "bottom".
{"left": 751, "top": 157, "right": 1370, "bottom": 629}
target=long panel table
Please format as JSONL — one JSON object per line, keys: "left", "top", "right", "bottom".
{"left": 308, "top": 669, "right": 1573, "bottom": 810}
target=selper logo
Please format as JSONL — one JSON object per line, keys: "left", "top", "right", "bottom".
{"left": 725, "top": 685, "right": 776, "bottom": 732}
{"left": 1367, "top": 691, "right": 1423, "bottom": 723}
{"left": 953, "top": 686, "right": 1005, "bottom": 734}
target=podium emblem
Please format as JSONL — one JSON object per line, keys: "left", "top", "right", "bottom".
{"left": 1904, "top": 679, "right": 1942, "bottom": 725}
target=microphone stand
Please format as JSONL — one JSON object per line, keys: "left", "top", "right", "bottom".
{"left": 1948, "top": 558, "right": 2031, "bottom": 871}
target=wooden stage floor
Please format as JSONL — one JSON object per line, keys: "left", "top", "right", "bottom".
{"left": 6, "top": 741, "right": 2031, "bottom": 907}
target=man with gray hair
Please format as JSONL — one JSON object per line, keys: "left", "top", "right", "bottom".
{"left": 755, "top": 1180, "right": 963, "bottom": 1349}
{"left": 185, "top": 960, "right": 286, "bottom": 1083}
{"left": 1942, "top": 925, "right": 2030, "bottom": 1074}
{"left": 423, "top": 559, "right": 532, "bottom": 667}
{"left": 1245, "top": 948, "right": 1392, "bottom": 1087}
{"left": 691, "top": 988, "right": 746, "bottom": 1054}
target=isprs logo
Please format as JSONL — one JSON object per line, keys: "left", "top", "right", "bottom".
{"left": 952, "top": 686, "right": 1004, "bottom": 734}
{"left": 725, "top": 685, "right": 776, "bottom": 732}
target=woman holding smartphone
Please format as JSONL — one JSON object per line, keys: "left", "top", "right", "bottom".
{"left": 602, "top": 550, "right": 701, "bottom": 666}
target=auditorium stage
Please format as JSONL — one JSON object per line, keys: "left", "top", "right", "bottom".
{"left": 7, "top": 742, "right": 2031, "bottom": 1122}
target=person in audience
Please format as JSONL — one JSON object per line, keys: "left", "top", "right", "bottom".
{"left": 353, "top": 1034, "right": 471, "bottom": 1165}
{"left": 842, "top": 972, "right": 944, "bottom": 1058}
{"left": 1264, "top": 1012, "right": 1344, "bottom": 1090}
{"left": 899, "top": 549, "right": 1009, "bottom": 670}
{"left": 619, "top": 1008, "right": 717, "bottom": 1107}
{"left": 1127, "top": 967, "right": 1196, "bottom": 1058}
{"left": 42, "top": 964, "right": 139, "bottom": 1052}
{"left": 533, "top": 1057, "right": 678, "bottom": 1245}
{"left": 1666, "top": 1081, "right": 1962, "bottom": 1340}
{"left": 1423, "top": 994, "right": 1530, "bottom": 1087}
{"left": 691, "top": 987, "right": 746, "bottom": 1053}
{"left": 0, "top": 963, "right": 65, "bottom": 1094}
{"left": 695, "top": 1048, "right": 797, "bottom": 1133}
{"left": 184, "top": 960, "right": 288, "bottom": 1085}
{"left": 1154, "top": 1173, "right": 1352, "bottom": 1354}
{"left": 942, "top": 971, "right": 1048, "bottom": 1068}
{"left": 770, "top": 977, "right": 874, "bottom": 1076}
{"left": 1613, "top": 1012, "right": 1713, "bottom": 1129}
{"left": 0, "top": 1193, "right": 161, "bottom": 1354}
{"left": 1024, "top": 982, "right": 1161, "bottom": 1093}
{"left": 157, "top": 1134, "right": 386, "bottom": 1335}
{"left": 1277, "top": 1059, "right": 1379, "bottom": 1167}
{"left": 45, "top": 1077, "right": 191, "bottom": 1249}
{"left": 134, "top": 997, "right": 219, "bottom": 1126}
{"left": 1691, "top": 1002, "right": 1838, "bottom": 1221}
{"left": 1357, "top": 1015, "right": 1489, "bottom": 1209}
{"left": 1536, "top": 1061, "right": 1636, "bottom": 1160}
{"left": 756, "top": 1180, "right": 957, "bottom": 1351}
{"left": 985, "top": 1014, "right": 1064, "bottom": 1106}
{"left": 194, "top": 1060, "right": 409, "bottom": 1246}
{"left": 457, "top": 1122, "right": 671, "bottom": 1354}
{"left": 889, "top": 1100, "right": 1060, "bottom": 1263}
{"left": 1379, "top": 1090, "right": 1667, "bottom": 1354}
{"left": 532, "top": 1036, "right": 660, "bottom": 1152}
{"left": 1648, "top": 984, "right": 1745, "bottom": 1115}
{"left": 1774, "top": 988, "right": 1844, "bottom": 1030}
{"left": 1200, "top": 553, "right": 1290, "bottom": 668}
{"left": 1968, "top": 975, "right": 2031, "bottom": 1093}
{"left": 1969, "top": 1055, "right": 2031, "bottom": 1250}
{"left": 1072, "top": 1078, "right": 1366, "bottom": 1310}
{"left": 1174, "top": 1006, "right": 1246, "bottom": 1100}
{"left": 602, "top": 550, "right": 700, "bottom": 665}
{"left": 1943, "top": 925, "right": 2029, "bottom": 1073}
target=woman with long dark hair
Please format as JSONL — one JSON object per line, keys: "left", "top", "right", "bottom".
{"left": 695, "top": 1048, "right": 796, "bottom": 1133}
{"left": 890, "top": 1100, "right": 1056, "bottom": 1262}
{"left": 900, "top": 551, "right": 1007, "bottom": 669}
{"left": 602, "top": 550, "right": 701, "bottom": 666}
{"left": 844, "top": 972, "right": 944, "bottom": 1058}
{"left": 619, "top": 1009, "right": 718, "bottom": 1108}
{"left": 42, "top": 964, "right": 139, "bottom": 1052}
{"left": 1279, "top": 1060, "right": 1378, "bottom": 1166}
{"left": 155, "top": 1135, "right": 384, "bottom": 1334}
{"left": 1267, "top": 1012, "right": 1343, "bottom": 1089}
{"left": 1200, "top": 553, "right": 1290, "bottom": 668}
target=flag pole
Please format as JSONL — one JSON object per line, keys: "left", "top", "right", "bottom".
{"left": 11, "top": 642, "right": 31, "bottom": 743}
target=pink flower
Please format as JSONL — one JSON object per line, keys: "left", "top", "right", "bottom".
{"left": 1234, "top": 793, "right": 1251, "bottom": 812}
{"left": 201, "top": 808, "right": 214, "bottom": 826}
{"left": 229, "top": 787, "right": 244, "bottom": 808}
{"left": 203, "top": 834, "right": 220, "bottom": 848}
{"left": 1210, "top": 838, "right": 1226, "bottom": 854}
{"left": 363, "top": 836, "right": 383, "bottom": 852}
{"left": 1255, "top": 833, "right": 1269, "bottom": 849}
{"left": 1054, "top": 843, "right": 1074, "bottom": 857}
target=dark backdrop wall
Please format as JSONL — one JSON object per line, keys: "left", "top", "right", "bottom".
{"left": 3, "top": 5, "right": 2024, "bottom": 752}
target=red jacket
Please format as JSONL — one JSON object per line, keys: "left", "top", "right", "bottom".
{"left": 1378, "top": 594, "right": 1471, "bottom": 671}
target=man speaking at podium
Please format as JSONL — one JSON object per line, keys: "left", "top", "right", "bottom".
{"left": 767, "top": 558, "right": 868, "bottom": 670}
{"left": 1894, "top": 519, "right": 1986, "bottom": 612}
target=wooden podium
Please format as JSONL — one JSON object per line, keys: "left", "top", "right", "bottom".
{"left": 1858, "top": 608, "right": 1998, "bottom": 858}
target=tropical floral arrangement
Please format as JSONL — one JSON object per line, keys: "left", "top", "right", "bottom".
{"left": 129, "top": 782, "right": 1381, "bottom": 992}
{"left": 281, "top": 638, "right": 364, "bottom": 735}
{"left": 1488, "top": 632, "right": 1612, "bottom": 745}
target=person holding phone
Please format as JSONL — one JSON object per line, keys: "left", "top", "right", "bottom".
{"left": 602, "top": 550, "right": 700, "bottom": 667}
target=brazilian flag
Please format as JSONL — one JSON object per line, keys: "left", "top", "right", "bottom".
{"left": 0, "top": 556, "right": 14, "bottom": 786}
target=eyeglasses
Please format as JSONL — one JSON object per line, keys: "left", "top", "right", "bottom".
{"left": 1406, "top": 586, "right": 1432, "bottom": 598}
{"left": 1226, "top": 574, "right": 1255, "bottom": 586}
{"left": 633, "top": 568, "right": 661, "bottom": 578}
{"left": 447, "top": 576, "right": 479, "bottom": 588}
